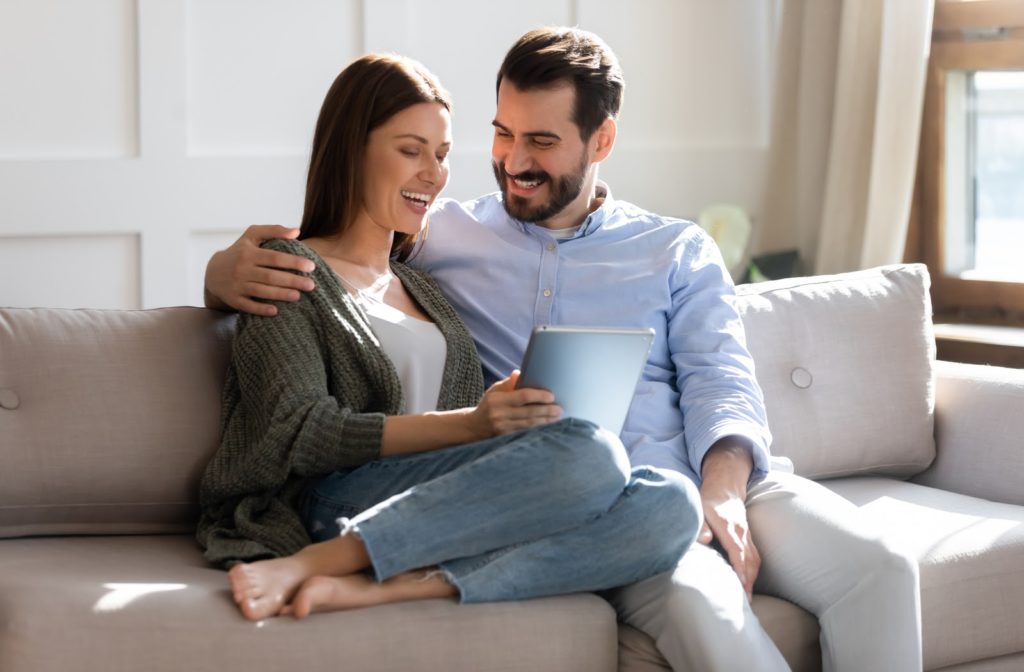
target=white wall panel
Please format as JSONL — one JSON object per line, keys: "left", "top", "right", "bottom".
{"left": 185, "top": 0, "right": 362, "bottom": 156}
{"left": 0, "top": 0, "right": 138, "bottom": 159}
{"left": 581, "top": 0, "right": 772, "bottom": 149}
{"left": 187, "top": 230, "right": 247, "bottom": 308}
{"left": 0, "top": 234, "right": 140, "bottom": 309}
{"left": 0, "top": 0, "right": 789, "bottom": 310}
{"left": 601, "top": 147, "right": 768, "bottom": 222}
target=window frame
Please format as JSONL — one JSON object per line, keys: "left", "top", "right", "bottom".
{"left": 914, "top": 0, "right": 1024, "bottom": 315}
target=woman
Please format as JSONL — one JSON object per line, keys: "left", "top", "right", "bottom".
{"left": 196, "top": 53, "right": 699, "bottom": 621}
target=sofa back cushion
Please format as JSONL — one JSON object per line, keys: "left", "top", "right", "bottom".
{"left": 735, "top": 263, "right": 936, "bottom": 479}
{"left": 0, "top": 265, "right": 937, "bottom": 537}
{"left": 0, "top": 307, "right": 235, "bottom": 538}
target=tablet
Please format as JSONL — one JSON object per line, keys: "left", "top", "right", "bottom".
{"left": 516, "top": 326, "right": 655, "bottom": 435}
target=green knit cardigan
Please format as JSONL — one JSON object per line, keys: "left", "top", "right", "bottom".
{"left": 196, "top": 238, "right": 485, "bottom": 566}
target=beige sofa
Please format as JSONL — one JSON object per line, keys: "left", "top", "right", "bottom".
{"left": 1, "top": 263, "right": 1022, "bottom": 671}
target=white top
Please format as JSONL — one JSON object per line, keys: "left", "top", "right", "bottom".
{"left": 334, "top": 271, "right": 447, "bottom": 413}
{"left": 545, "top": 224, "right": 582, "bottom": 240}
{"left": 361, "top": 299, "right": 446, "bottom": 415}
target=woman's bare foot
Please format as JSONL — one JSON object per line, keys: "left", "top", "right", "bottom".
{"left": 226, "top": 533, "right": 372, "bottom": 621}
{"left": 228, "top": 557, "right": 312, "bottom": 621}
{"left": 286, "top": 569, "right": 457, "bottom": 619}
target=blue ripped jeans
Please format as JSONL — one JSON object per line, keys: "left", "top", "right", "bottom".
{"left": 301, "top": 418, "right": 700, "bottom": 603}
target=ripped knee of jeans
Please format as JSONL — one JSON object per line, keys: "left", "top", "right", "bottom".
{"left": 336, "top": 516, "right": 363, "bottom": 540}
{"left": 419, "top": 567, "right": 455, "bottom": 585}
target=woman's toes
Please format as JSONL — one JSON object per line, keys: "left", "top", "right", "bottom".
{"left": 240, "top": 599, "right": 262, "bottom": 621}
{"left": 228, "top": 566, "right": 251, "bottom": 589}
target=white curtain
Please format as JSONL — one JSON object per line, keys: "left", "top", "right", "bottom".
{"left": 760, "top": 0, "right": 934, "bottom": 275}
{"left": 814, "top": 0, "right": 935, "bottom": 274}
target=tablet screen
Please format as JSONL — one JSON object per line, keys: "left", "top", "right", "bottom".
{"left": 516, "top": 326, "right": 655, "bottom": 435}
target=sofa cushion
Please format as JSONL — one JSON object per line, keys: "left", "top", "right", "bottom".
{"left": 0, "top": 535, "right": 617, "bottom": 672}
{"left": 915, "top": 360, "right": 1024, "bottom": 507}
{"left": 0, "top": 307, "right": 235, "bottom": 538}
{"left": 735, "top": 264, "right": 936, "bottom": 479}
{"left": 823, "top": 477, "right": 1024, "bottom": 670}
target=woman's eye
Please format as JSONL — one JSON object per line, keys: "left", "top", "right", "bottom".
{"left": 401, "top": 148, "right": 419, "bottom": 157}
{"left": 436, "top": 153, "right": 449, "bottom": 162}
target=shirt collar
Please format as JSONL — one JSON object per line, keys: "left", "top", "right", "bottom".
{"left": 578, "top": 181, "right": 613, "bottom": 237}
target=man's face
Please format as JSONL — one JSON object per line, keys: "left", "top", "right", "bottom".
{"left": 491, "top": 80, "right": 593, "bottom": 224}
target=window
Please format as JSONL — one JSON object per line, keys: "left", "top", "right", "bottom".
{"left": 913, "top": 0, "right": 1024, "bottom": 315}
{"left": 944, "top": 71, "right": 1024, "bottom": 281}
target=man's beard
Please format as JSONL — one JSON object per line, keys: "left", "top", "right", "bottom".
{"left": 492, "top": 151, "right": 588, "bottom": 223}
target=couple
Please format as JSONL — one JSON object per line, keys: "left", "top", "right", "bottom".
{"left": 198, "top": 27, "right": 922, "bottom": 672}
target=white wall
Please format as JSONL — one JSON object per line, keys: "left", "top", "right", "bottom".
{"left": 0, "top": 0, "right": 781, "bottom": 309}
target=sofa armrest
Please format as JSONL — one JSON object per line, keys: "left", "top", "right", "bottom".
{"left": 911, "top": 360, "right": 1024, "bottom": 505}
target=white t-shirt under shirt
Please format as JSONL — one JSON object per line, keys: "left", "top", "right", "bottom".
{"left": 360, "top": 298, "right": 446, "bottom": 414}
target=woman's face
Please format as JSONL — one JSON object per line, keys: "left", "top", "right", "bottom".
{"left": 360, "top": 101, "right": 452, "bottom": 236}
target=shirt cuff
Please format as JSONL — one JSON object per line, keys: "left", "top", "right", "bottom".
{"left": 690, "top": 421, "right": 772, "bottom": 486}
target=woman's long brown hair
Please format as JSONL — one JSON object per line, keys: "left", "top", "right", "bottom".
{"left": 299, "top": 54, "right": 451, "bottom": 259}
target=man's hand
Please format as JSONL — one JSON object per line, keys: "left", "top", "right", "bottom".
{"left": 204, "top": 225, "right": 316, "bottom": 316}
{"left": 698, "top": 436, "right": 759, "bottom": 598}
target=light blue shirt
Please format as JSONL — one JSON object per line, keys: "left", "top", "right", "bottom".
{"left": 409, "top": 185, "right": 771, "bottom": 485}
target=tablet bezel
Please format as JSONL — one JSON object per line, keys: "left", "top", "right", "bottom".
{"left": 516, "top": 325, "right": 655, "bottom": 435}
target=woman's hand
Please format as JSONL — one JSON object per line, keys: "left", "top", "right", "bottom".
{"left": 381, "top": 372, "right": 561, "bottom": 456}
{"left": 467, "top": 370, "right": 562, "bottom": 439}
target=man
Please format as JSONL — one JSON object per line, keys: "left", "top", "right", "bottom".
{"left": 205, "top": 27, "right": 921, "bottom": 671}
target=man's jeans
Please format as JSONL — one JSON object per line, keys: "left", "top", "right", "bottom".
{"left": 302, "top": 418, "right": 700, "bottom": 603}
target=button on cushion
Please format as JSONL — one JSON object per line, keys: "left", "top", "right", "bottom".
{"left": 0, "top": 389, "right": 19, "bottom": 410}
{"left": 790, "top": 368, "right": 813, "bottom": 389}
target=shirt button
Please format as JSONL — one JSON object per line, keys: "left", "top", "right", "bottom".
{"left": 543, "top": 289, "right": 552, "bottom": 297}
{"left": 546, "top": 243, "right": 556, "bottom": 251}
{"left": 790, "top": 367, "right": 813, "bottom": 389}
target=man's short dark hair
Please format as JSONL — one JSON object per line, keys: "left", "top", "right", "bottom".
{"left": 497, "top": 27, "right": 624, "bottom": 141}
